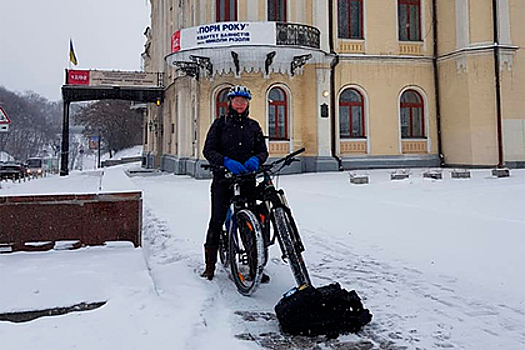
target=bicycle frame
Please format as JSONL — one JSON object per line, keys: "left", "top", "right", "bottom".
{"left": 202, "top": 147, "right": 311, "bottom": 292}
{"left": 253, "top": 155, "right": 311, "bottom": 287}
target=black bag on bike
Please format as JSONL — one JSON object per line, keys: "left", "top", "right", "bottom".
{"left": 274, "top": 283, "right": 372, "bottom": 337}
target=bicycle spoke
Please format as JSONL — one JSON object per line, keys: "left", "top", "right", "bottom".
{"left": 229, "top": 209, "right": 265, "bottom": 296}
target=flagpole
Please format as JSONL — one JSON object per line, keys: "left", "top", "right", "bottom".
{"left": 68, "top": 38, "right": 72, "bottom": 70}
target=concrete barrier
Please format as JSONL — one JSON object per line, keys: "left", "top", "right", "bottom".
{"left": 0, "top": 192, "right": 142, "bottom": 252}
{"left": 101, "top": 156, "right": 143, "bottom": 168}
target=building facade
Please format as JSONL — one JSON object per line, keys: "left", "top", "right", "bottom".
{"left": 142, "top": 0, "right": 524, "bottom": 178}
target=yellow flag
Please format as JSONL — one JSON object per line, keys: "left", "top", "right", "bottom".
{"left": 69, "top": 39, "right": 78, "bottom": 66}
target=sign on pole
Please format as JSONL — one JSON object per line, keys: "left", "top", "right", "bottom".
{"left": 89, "top": 136, "right": 100, "bottom": 150}
{"left": 0, "top": 107, "right": 11, "bottom": 132}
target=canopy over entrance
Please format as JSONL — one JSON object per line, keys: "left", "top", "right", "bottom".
{"left": 60, "top": 69, "right": 164, "bottom": 176}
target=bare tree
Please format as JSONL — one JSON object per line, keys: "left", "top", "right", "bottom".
{"left": 0, "top": 86, "right": 61, "bottom": 161}
{"left": 73, "top": 100, "right": 143, "bottom": 157}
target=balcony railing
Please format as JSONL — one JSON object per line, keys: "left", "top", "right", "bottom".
{"left": 275, "top": 22, "right": 320, "bottom": 49}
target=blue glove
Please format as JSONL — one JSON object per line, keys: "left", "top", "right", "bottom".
{"left": 224, "top": 157, "right": 247, "bottom": 175}
{"left": 244, "top": 156, "right": 260, "bottom": 172}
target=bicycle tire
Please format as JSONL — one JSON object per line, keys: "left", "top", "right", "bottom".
{"left": 273, "top": 207, "right": 311, "bottom": 287}
{"left": 281, "top": 207, "right": 310, "bottom": 282}
{"left": 229, "top": 209, "right": 265, "bottom": 296}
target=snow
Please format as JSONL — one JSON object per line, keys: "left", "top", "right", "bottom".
{"left": 0, "top": 157, "right": 524, "bottom": 349}
{"left": 0, "top": 151, "right": 14, "bottom": 162}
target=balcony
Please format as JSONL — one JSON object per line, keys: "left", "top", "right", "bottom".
{"left": 275, "top": 22, "right": 320, "bottom": 49}
{"left": 166, "top": 21, "right": 325, "bottom": 78}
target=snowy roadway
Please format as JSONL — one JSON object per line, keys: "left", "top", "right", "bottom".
{"left": 0, "top": 164, "right": 524, "bottom": 349}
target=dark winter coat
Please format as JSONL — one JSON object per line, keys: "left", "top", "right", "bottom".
{"left": 203, "top": 112, "right": 268, "bottom": 169}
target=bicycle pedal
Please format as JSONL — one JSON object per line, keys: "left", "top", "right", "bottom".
{"left": 240, "top": 253, "right": 249, "bottom": 265}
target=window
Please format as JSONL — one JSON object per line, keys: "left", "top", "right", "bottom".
{"left": 338, "top": 0, "right": 364, "bottom": 39}
{"left": 398, "top": 0, "right": 421, "bottom": 41}
{"left": 215, "top": 88, "right": 230, "bottom": 119}
{"left": 216, "top": 0, "right": 237, "bottom": 22}
{"left": 268, "top": 87, "right": 288, "bottom": 140}
{"left": 268, "top": 0, "right": 287, "bottom": 22}
{"left": 339, "top": 88, "right": 365, "bottom": 138}
{"left": 400, "top": 90, "right": 424, "bottom": 138}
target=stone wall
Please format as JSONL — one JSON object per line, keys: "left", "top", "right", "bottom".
{"left": 0, "top": 192, "right": 142, "bottom": 252}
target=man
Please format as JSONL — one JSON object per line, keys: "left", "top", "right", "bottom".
{"left": 201, "top": 85, "right": 269, "bottom": 281}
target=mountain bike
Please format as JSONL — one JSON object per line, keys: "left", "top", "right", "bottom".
{"left": 202, "top": 147, "right": 311, "bottom": 296}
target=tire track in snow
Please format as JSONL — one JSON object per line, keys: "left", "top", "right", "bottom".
{"left": 302, "top": 229, "right": 525, "bottom": 349}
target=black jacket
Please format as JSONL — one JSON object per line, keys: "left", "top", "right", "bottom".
{"left": 203, "top": 112, "right": 268, "bottom": 168}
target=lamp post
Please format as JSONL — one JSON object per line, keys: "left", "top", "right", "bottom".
{"left": 97, "top": 131, "right": 101, "bottom": 169}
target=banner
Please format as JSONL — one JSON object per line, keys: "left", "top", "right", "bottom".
{"left": 172, "top": 22, "right": 276, "bottom": 52}
{"left": 66, "top": 70, "right": 159, "bottom": 87}
{"left": 68, "top": 70, "right": 90, "bottom": 85}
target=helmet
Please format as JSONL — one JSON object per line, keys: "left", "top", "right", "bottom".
{"left": 227, "top": 85, "right": 252, "bottom": 100}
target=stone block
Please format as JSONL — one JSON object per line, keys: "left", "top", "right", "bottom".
{"left": 390, "top": 169, "right": 410, "bottom": 180}
{"left": 492, "top": 168, "right": 510, "bottom": 178}
{"left": 423, "top": 170, "right": 443, "bottom": 180}
{"left": 349, "top": 173, "right": 370, "bottom": 185}
{"left": 451, "top": 170, "right": 471, "bottom": 179}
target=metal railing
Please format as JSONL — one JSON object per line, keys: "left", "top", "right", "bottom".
{"left": 275, "top": 22, "right": 320, "bottom": 49}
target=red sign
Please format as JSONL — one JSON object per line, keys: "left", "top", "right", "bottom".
{"left": 0, "top": 107, "right": 11, "bottom": 124}
{"left": 67, "top": 69, "right": 90, "bottom": 85}
{"left": 171, "top": 30, "right": 181, "bottom": 52}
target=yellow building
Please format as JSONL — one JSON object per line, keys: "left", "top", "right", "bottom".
{"left": 142, "top": 0, "right": 524, "bottom": 178}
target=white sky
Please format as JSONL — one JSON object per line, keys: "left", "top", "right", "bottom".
{"left": 0, "top": 1, "right": 151, "bottom": 101}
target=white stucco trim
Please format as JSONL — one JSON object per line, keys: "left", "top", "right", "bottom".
{"left": 295, "top": 0, "right": 305, "bottom": 23}
{"left": 498, "top": 0, "right": 511, "bottom": 45}
{"left": 455, "top": 0, "right": 470, "bottom": 50}
{"left": 247, "top": 0, "right": 258, "bottom": 20}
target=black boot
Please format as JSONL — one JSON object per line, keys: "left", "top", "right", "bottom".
{"left": 200, "top": 247, "right": 218, "bottom": 280}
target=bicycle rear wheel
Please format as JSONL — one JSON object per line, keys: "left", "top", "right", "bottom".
{"left": 229, "top": 209, "right": 265, "bottom": 296}
{"left": 273, "top": 207, "right": 311, "bottom": 287}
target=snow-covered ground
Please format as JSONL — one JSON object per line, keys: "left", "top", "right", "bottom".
{"left": 0, "top": 157, "right": 524, "bottom": 350}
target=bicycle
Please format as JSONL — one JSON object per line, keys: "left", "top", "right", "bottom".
{"left": 202, "top": 147, "right": 311, "bottom": 296}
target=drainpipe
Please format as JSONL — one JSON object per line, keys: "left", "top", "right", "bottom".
{"left": 492, "top": 0, "right": 504, "bottom": 167}
{"left": 431, "top": 0, "right": 445, "bottom": 166}
{"left": 328, "top": 0, "right": 343, "bottom": 170}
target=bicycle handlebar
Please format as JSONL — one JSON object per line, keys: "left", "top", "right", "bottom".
{"left": 200, "top": 147, "right": 306, "bottom": 176}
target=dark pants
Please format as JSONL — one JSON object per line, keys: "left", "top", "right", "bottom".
{"left": 204, "top": 177, "right": 256, "bottom": 249}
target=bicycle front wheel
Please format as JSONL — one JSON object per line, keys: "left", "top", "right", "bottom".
{"left": 229, "top": 209, "right": 265, "bottom": 296}
{"left": 273, "top": 207, "right": 311, "bottom": 287}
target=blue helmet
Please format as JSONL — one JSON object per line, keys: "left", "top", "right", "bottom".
{"left": 227, "top": 85, "right": 252, "bottom": 100}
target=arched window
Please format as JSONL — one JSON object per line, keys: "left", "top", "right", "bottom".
{"left": 215, "top": 88, "right": 230, "bottom": 119}
{"left": 268, "top": 0, "right": 287, "bottom": 22}
{"left": 216, "top": 0, "right": 237, "bottom": 22}
{"left": 338, "top": 0, "right": 364, "bottom": 39}
{"left": 268, "top": 87, "right": 288, "bottom": 140}
{"left": 339, "top": 88, "right": 365, "bottom": 138}
{"left": 400, "top": 90, "right": 425, "bottom": 138}
{"left": 398, "top": 0, "right": 421, "bottom": 41}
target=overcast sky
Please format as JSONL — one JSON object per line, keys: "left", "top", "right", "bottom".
{"left": 0, "top": 1, "right": 151, "bottom": 101}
